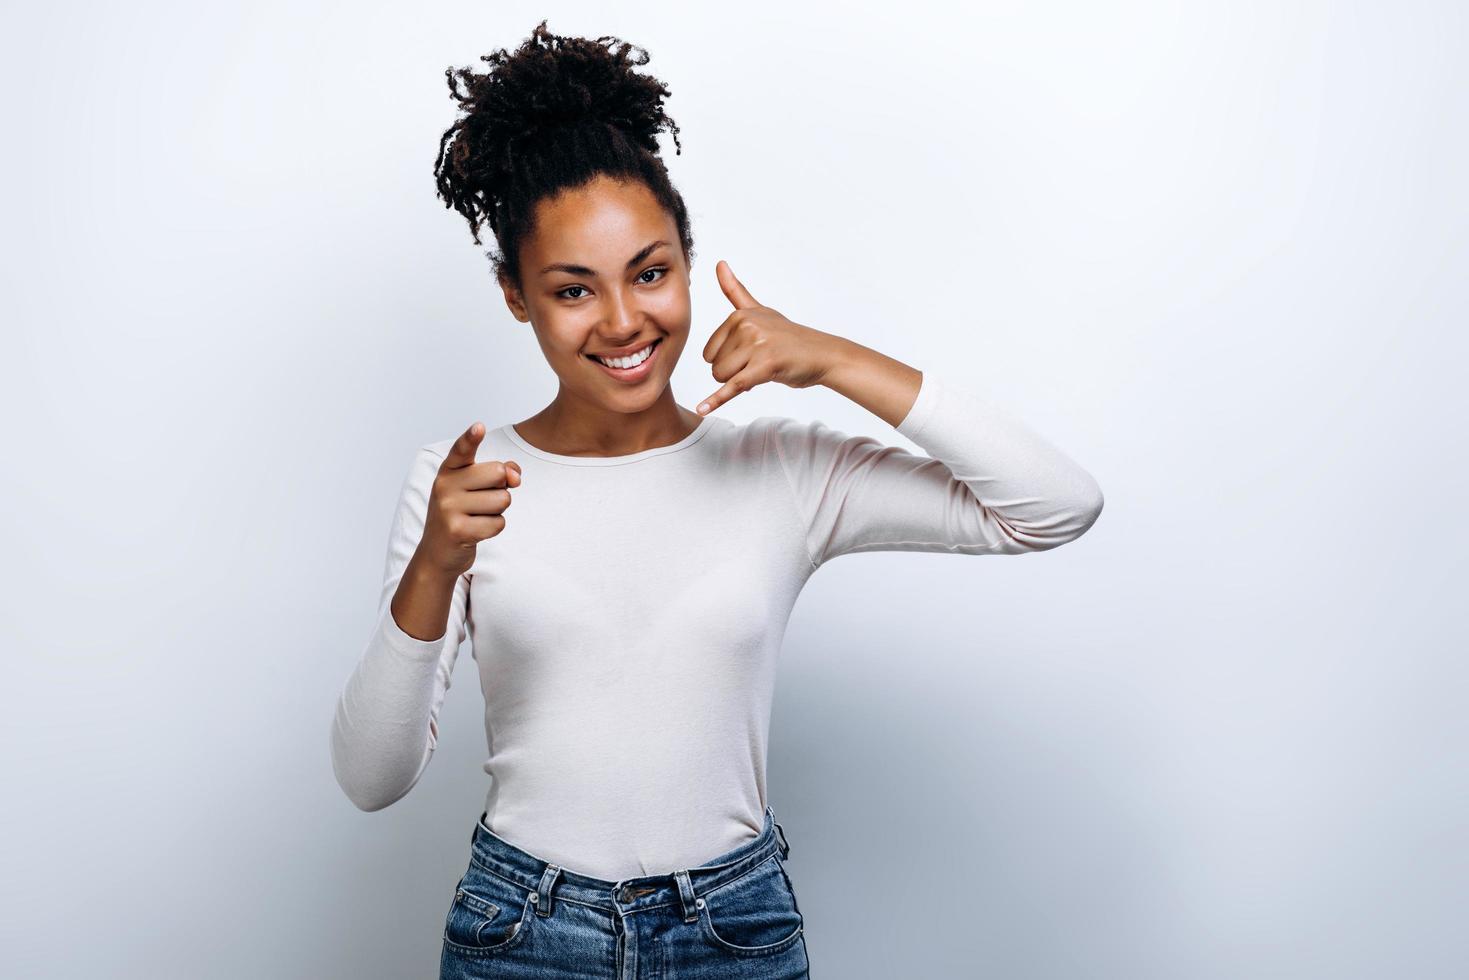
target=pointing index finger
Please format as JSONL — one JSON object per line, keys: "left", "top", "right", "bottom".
{"left": 441, "top": 422, "right": 485, "bottom": 470}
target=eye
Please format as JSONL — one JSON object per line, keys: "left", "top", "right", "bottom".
{"left": 557, "top": 268, "right": 665, "bottom": 301}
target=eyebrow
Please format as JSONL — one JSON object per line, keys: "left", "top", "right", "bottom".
{"left": 539, "top": 240, "right": 670, "bottom": 278}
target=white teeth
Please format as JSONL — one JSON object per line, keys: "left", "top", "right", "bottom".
{"left": 593, "top": 342, "right": 655, "bottom": 369}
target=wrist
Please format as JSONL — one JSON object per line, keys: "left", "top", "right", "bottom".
{"left": 818, "top": 335, "right": 870, "bottom": 392}
{"left": 406, "top": 550, "right": 464, "bottom": 588}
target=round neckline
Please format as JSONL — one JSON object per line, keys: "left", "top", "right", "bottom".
{"left": 501, "top": 415, "right": 717, "bottom": 467}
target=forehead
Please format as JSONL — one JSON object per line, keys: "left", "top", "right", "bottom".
{"left": 524, "top": 177, "right": 674, "bottom": 271}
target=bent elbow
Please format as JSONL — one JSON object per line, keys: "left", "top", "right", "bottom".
{"left": 1003, "top": 485, "right": 1104, "bottom": 553}
{"left": 333, "top": 759, "right": 410, "bottom": 813}
{"left": 338, "top": 779, "right": 384, "bottom": 813}
{"left": 344, "top": 785, "right": 400, "bottom": 813}
{"left": 1050, "top": 472, "right": 1104, "bottom": 543}
{"left": 1054, "top": 485, "right": 1104, "bottom": 546}
{"left": 1077, "top": 484, "right": 1104, "bottom": 536}
{"left": 329, "top": 728, "right": 411, "bottom": 813}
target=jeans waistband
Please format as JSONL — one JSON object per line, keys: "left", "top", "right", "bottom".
{"left": 467, "top": 804, "right": 792, "bottom": 919}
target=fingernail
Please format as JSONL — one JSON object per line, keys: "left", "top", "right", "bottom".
{"left": 697, "top": 402, "right": 710, "bottom": 414}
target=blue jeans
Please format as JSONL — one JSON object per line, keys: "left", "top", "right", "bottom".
{"left": 439, "top": 804, "right": 810, "bottom": 979}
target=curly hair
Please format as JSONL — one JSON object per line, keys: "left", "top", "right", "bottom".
{"left": 433, "top": 19, "right": 696, "bottom": 292}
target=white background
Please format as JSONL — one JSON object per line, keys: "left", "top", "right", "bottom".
{"left": 4, "top": 2, "right": 1465, "bottom": 977}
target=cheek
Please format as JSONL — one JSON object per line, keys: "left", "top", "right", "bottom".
{"left": 648, "top": 286, "right": 691, "bottom": 325}
{"left": 539, "top": 321, "right": 590, "bottom": 358}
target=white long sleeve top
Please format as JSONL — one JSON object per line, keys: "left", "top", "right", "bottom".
{"left": 329, "top": 370, "right": 1103, "bottom": 881}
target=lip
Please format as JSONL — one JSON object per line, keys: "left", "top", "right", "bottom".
{"left": 585, "top": 337, "right": 662, "bottom": 383}
{"left": 589, "top": 337, "right": 661, "bottom": 358}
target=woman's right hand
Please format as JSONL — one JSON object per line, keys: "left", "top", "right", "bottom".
{"left": 417, "top": 422, "right": 521, "bottom": 578}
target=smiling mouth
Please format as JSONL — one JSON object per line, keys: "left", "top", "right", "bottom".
{"left": 585, "top": 337, "right": 662, "bottom": 369}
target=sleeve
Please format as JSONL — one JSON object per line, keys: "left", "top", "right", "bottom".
{"left": 765, "top": 370, "right": 1105, "bottom": 569}
{"left": 329, "top": 443, "right": 471, "bottom": 812}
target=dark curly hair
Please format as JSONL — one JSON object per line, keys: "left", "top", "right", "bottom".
{"left": 433, "top": 19, "right": 696, "bottom": 293}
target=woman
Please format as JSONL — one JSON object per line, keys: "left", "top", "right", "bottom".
{"left": 330, "top": 20, "right": 1104, "bottom": 979}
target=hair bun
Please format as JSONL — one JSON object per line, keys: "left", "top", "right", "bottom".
{"left": 448, "top": 19, "right": 680, "bottom": 161}
{"left": 434, "top": 20, "right": 693, "bottom": 280}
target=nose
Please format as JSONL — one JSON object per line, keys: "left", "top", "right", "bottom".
{"left": 599, "top": 285, "right": 642, "bottom": 339}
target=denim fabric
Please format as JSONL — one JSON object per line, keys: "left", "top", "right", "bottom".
{"left": 439, "top": 805, "right": 810, "bottom": 979}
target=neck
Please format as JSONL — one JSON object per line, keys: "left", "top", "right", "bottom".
{"left": 515, "top": 389, "right": 703, "bottom": 458}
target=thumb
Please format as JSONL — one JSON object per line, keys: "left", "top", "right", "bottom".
{"left": 442, "top": 422, "right": 485, "bottom": 470}
{"left": 717, "top": 260, "right": 760, "bottom": 310}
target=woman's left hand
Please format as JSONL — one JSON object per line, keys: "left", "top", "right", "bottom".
{"left": 696, "top": 260, "right": 849, "bottom": 415}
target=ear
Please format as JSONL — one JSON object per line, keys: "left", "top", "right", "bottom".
{"left": 499, "top": 271, "right": 530, "bottom": 323}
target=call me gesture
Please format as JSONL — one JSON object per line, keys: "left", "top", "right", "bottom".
{"left": 696, "top": 259, "right": 924, "bottom": 430}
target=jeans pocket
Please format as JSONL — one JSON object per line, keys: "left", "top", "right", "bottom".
{"left": 442, "top": 861, "right": 535, "bottom": 955}
{"left": 696, "top": 853, "right": 805, "bottom": 957}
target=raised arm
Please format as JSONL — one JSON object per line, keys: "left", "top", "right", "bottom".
{"left": 692, "top": 262, "right": 1102, "bottom": 569}
{"left": 329, "top": 444, "right": 470, "bottom": 811}
{"left": 765, "top": 369, "right": 1104, "bottom": 569}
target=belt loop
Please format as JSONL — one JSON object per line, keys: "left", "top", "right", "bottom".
{"left": 535, "top": 863, "right": 561, "bottom": 917}
{"left": 674, "top": 869, "right": 699, "bottom": 923}
{"left": 766, "top": 804, "right": 790, "bottom": 860}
